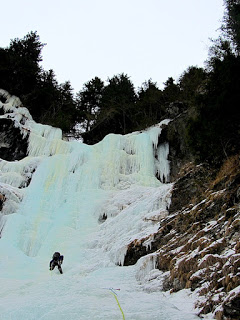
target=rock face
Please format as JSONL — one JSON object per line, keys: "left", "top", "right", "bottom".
{"left": 0, "top": 118, "right": 28, "bottom": 161}
{"left": 158, "top": 108, "right": 196, "bottom": 182}
{"left": 124, "top": 155, "right": 240, "bottom": 319}
{"left": 0, "top": 193, "right": 5, "bottom": 211}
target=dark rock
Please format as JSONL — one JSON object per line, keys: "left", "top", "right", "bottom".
{"left": 169, "top": 163, "right": 214, "bottom": 214}
{"left": 124, "top": 240, "right": 148, "bottom": 265}
{"left": 0, "top": 193, "right": 5, "bottom": 211}
{"left": 0, "top": 118, "right": 28, "bottom": 161}
{"left": 98, "top": 213, "right": 107, "bottom": 223}
{"left": 223, "top": 295, "right": 240, "bottom": 318}
{"left": 165, "top": 101, "right": 187, "bottom": 119}
{"left": 172, "top": 278, "right": 183, "bottom": 292}
{"left": 160, "top": 109, "right": 196, "bottom": 181}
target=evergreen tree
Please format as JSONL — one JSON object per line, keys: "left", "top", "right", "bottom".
{"left": 136, "top": 79, "right": 165, "bottom": 128}
{"left": 178, "top": 66, "right": 207, "bottom": 103}
{"left": 0, "top": 48, "right": 11, "bottom": 93}
{"left": 186, "top": 48, "right": 240, "bottom": 164}
{"left": 223, "top": 0, "right": 240, "bottom": 53}
{"left": 76, "top": 77, "right": 104, "bottom": 132}
{"left": 162, "top": 77, "right": 180, "bottom": 102}
{"left": 25, "top": 69, "right": 59, "bottom": 121}
{"left": 53, "top": 81, "right": 78, "bottom": 132}
{"left": 83, "top": 74, "right": 136, "bottom": 144}
{"left": 101, "top": 73, "right": 136, "bottom": 134}
{"left": 0, "top": 32, "right": 78, "bottom": 133}
{"left": 5, "top": 31, "right": 44, "bottom": 96}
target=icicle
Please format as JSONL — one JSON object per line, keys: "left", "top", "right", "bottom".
{"left": 27, "top": 132, "right": 73, "bottom": 157}
{"left": 0, "top": 172, "right": 27, "bottom": 188}
{"left": 156, "top": 142, "right": 170, "bottom": 183}
{"left": 146, "top": 127, "right": 162, "bottom": 149}
{"left": 0, "top": 182, "right": 24, "bottom": 215}
{"left": 0, "top": 157, "right": 37, "bottom": 174}
{"left": 29, "top": 122, "right": 62, "bottom": 140}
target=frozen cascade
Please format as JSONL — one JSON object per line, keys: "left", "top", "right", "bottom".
{"left": 0, "top": 91, "right": 199, "bottom": 319}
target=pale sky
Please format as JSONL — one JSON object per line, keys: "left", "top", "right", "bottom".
{"left": 1, "top": 0, "right": 224, "bottom": 92}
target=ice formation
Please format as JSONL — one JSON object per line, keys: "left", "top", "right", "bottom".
{"left": 0, "top": 90, "right": 199, "bottom": 319}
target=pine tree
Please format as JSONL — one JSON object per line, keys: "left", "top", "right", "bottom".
{"left": 136, "top": 79, "right": 165, "bottom": 128}
{"left": 76, "top": 77, "right": 104, "bottom": 132}
{"left": 223, "top": 0, "right": 240, "bottom": 53}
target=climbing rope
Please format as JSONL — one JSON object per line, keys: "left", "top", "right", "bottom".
{"left": 104, "top": 288, "right": 125, "bottom": 320}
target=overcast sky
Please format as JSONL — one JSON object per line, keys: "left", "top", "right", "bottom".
{"left": 1, "top": 0, "right": 224, "bottom": 92}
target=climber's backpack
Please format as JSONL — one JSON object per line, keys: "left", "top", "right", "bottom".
{"left": 52, "top": 252, "right": 61, "bottom": 261}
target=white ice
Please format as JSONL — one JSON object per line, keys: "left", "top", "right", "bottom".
{"left": 0, "top": 93, "right": 199, "bottom": 319}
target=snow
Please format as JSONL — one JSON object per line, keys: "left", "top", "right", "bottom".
{"left": 0, "top": 91, "right": 199, "bottom": 319}
{"left": 203, "top": 220, "right": 218, "bottom": 232}
{"left": 224, "top": 285, "right": 240, "bottom": 301}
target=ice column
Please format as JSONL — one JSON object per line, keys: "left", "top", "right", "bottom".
{"left": 156, "top": 142, "right": 170, "bottom": 183}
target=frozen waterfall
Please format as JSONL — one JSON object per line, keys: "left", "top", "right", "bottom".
{"left": 0, "top": 90, "right": 199, "bottom": 320}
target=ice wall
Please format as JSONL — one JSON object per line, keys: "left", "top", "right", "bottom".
{"left": 1, "top": 125, "right": 172, "bottom": 261}
{"left": 0, "top": 89, "right": 172, "bottom": 269}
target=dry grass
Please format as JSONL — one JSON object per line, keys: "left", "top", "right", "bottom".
{"left": 235, "top": 241, "right": 240, "bottom": 253}
{"left": 212, "top": 155, "right": 240, "bottom": 188}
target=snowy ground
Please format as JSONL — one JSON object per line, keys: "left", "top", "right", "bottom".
{"left": 0, "top": 175, "right": 201, "bottom": 320}
{"left": 0, "top": 265, "right": 200, "bottom": 320}
{"left": 0, "top": 224, "right": 200, "bottom": 320}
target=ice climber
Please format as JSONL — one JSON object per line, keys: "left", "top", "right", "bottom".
{"left": 49, "top": 252, "right": 64, "bottom": 274}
